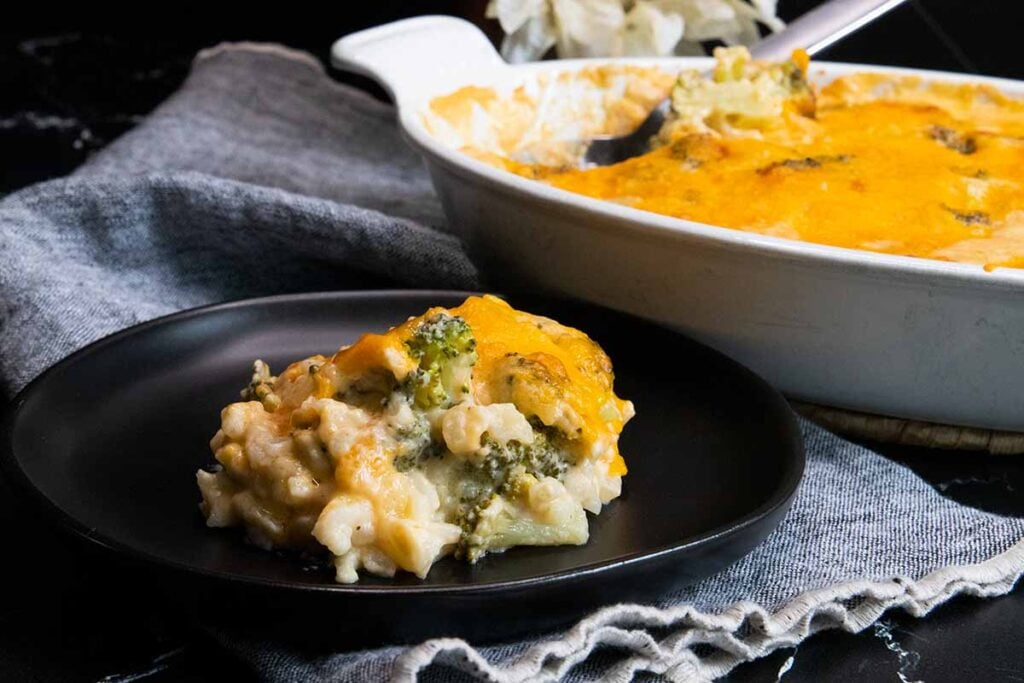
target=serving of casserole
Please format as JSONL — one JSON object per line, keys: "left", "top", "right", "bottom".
{"left": 196, "top": 295, "right": 633, "bottom": 582}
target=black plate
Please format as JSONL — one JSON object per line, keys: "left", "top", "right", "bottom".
{"left": 1, "top": 291, "right": 803, "bottom": 646}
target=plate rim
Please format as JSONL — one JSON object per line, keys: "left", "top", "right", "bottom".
{"left": 1, "top": 289, "right": 805, "bottom": 596}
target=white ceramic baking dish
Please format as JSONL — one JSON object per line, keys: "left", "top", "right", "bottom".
{"left": 333, "top": 16, "right": 1024, "bottom": 431}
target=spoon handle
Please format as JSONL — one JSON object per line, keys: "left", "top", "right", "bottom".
{"left": 751, "top": 0, "right": 910, "bottom": 61}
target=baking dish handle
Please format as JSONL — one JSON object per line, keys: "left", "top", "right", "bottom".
{"left": 332, "top": 16, "right": 506, "bottom": 107}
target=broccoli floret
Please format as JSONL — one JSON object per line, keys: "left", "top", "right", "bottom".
{"left": 403, "top": 313, "right": 477, "bottom": 409}
{"left": 481, "top": 428, "right": 571, "bottom": 485}
{"left": 451, "top": 427, "right": 575, "bottom": 560}
{"left": 393, "top": 439, "right": 445, "bottom": 473}
{"left": 387, "top": 395, "right": 444, "bottom": 472}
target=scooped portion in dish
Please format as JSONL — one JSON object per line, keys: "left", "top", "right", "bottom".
{"left": 426, "top": 48, "right": 1024, "bottom": 271}
{"left": 195, "top": 295, "right": 634, "bottom": 583}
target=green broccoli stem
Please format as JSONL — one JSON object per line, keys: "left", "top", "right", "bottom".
{"left": 452, "top": 427, "right": 575, "bottom": 559}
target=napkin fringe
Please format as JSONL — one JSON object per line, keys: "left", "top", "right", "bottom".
{"left": 391, "top": 537, "right": 1024, "bottom": 682}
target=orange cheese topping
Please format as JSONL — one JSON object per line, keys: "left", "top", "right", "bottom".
{"left": 323, "top": 295, "right": 630, "bottom": 475}
{"left": 477, "top": 71, "right": 1024, "bottom": 270}
{"left": 451, "top": 295, "right": 630, "bottom": 466}
{"left": 332, "top": 332, "right": 415, "bottom": 381}
{"left": 532, "top": 72, "right": 1024, "bottom": 270}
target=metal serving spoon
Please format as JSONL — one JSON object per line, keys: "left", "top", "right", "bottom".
{"left": 583, "top": 0, "right": 909, "bottom": 166}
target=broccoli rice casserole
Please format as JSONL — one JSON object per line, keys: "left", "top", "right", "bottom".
{"left": 426, "top": 47, "right": 1024, "bottom": 271}
{"left": 196, "top": 295, "right": 633, "bottom": 583}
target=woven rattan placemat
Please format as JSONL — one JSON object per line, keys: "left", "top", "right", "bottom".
{"left": 794, "top": 402, "right": 1024, "bottom": 454}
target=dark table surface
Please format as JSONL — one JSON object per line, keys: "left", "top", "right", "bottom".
{"left": 3, "top": 2, "right": 1024, "bottom": 681}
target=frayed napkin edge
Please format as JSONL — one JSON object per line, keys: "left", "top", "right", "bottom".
{"left": 390, "top": 536, "right": 1024, "bottom": 682}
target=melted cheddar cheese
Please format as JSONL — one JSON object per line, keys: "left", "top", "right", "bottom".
{"left": 432, "top": 49, "right": 1024, "bottom": 271}
{"left": 196, "top": 295, "right": 633, "bottom": 583}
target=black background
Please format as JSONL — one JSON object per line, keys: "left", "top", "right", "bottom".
{"left": 3, "top": 1, "right": 1024, "bottom": 681}
{"left": 4, "top": 0, "right": 1024, "bottom": 194}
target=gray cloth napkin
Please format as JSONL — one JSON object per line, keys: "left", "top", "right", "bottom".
{"left": 1, "top": 44, "right": 1022, "bottom": 682}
